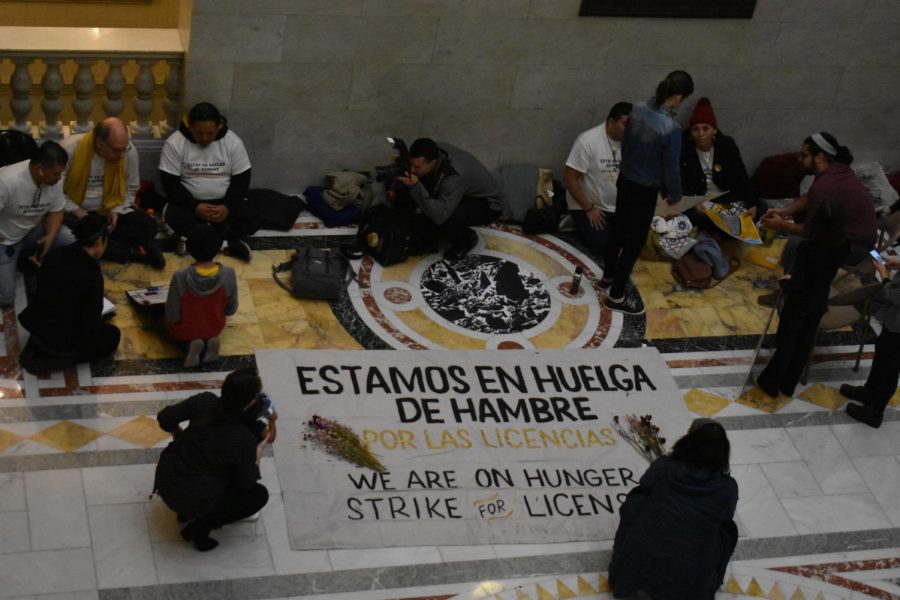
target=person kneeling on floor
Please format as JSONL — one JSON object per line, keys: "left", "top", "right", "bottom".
{"left": 154, "top": 367, "right": 274, "bottom": 552}
{"left": 165, "top": 224, "right": 238, "bottom": 368}
{"left": 18, "top": 214, "right": 121, "bottom": 373}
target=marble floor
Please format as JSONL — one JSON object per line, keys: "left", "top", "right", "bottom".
{"left": 0, "top": 218, "right": 897, "bottom": 600}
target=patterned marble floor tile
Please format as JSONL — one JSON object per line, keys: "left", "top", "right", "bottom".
{"left": 107, "top": 416, "right": 170, "bottom": 448}
{"left": 683, "top": 388, "right": 733, "bottom": 417}
{"left": 737, "top": 386, "right": 793, "bottom": 413}
{"left": 798, "top": 384, "right": 847, "bottom": 411}
{"left": 0, "top": 427, "right": 24, "bottom": 452}
{"left": 30, "top": 421, "right": 103, "bottom": 453}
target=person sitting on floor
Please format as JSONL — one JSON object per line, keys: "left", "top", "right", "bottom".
{"left": 0, "top": 140, "right": 74, "bottom": 307}
{"left": 758, "top": 132, "right": 877, "bottom": 307}
{"left": 18, "top": 214, "right": 120, "bottom": 373}
{"left": 165, "top": 224, "right": 238, "bottom": 368}
{"left": 755, "top": 198, "right": 849, "bottom": 399}
{"left": 159, "top": 102, "right": 258, "bottom": 262}
{"left": 563, "top": 101, "right": 632, "bottom": 257}
{"left": 609, "top": 418, "right": 738, "bottom": 600}
{"left": 395, "top": 139, "right": 503, "bottom": 261}
{"left": 841, "top": 254, "right": 900, "bottom": 428}
{"left": 153, "top": 367, "right": 274, "bottom": 552}
{"left": 680, "top": 97, "right": 761, "bottom": 229}
{"left": 61, "top": 117, "right": 164, "bottom": 269}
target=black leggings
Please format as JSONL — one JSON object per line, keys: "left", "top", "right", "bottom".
{"left": 602, "top": 175, "right": 659, "bottom": 298}
{"left": 193, "top": 483, "right": 269, "bottom": 536}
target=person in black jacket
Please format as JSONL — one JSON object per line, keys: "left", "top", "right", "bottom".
{"left": 680, "top": 97, "right": 760, "bottom": 228}
{"left": 609, "top": 419, "right": 738, "bottom": 600}
{"left": 154, "top": 367, "right": 274, "bottom": 551}
{"left": 755, "top": 198, "right": 849, "bottom": 398}
{"left": 159, "top": 102, "right": 258, "bottom": 262}
{"left": 18, "top": 214, "right": 120, "bottom": 372}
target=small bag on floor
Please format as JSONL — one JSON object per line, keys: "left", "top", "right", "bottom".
{"left": 272, "top": 246, "right": 354, "bottom": 300}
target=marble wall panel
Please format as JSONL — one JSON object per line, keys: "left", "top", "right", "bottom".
{"left": 282, "top": 16, "right": 437, "bottom": 65}
{"left": 433, "top": 18, "right": 540, "bottom": 65}
{"left": 362, "top": 0, "right": 531, "bottom": 18}
{"left": 835, "top": 68, "right": 899, "bottom": 110}
{"left": 188, "top": 15, "right": 286, "bottom": 64}
{"left": 349, "top": 64, "right": 515, "bottom": 111}
{"left": 184, "top": 61, "right": 235, "bottom": 110}
{"left": 194, "top": 0, "right": 239, "bottom": 14}
{"left": 606, "top": 20, "right": 781, "bottom": 67}
{"left": 242, "top": 0, "right": 365, "bottom": 15}
{"left": 225, "top": 109, "right": 282, "bottom": 156}
{"left": 231, "top": 64, "right": 353, "bottom": 111}
{"left": 774, "top": 22, "right": 900, "bottom": 67}
{"left": 528, "top": 0, "right": 581, "bottom": 19}
{"left": 529, "top": 19, "right": 616, "bottom": 66}
{"left": 863, "top": 0, "right": 900, "bottom": 23}
{"left": 271, "top": 109, "right": 423, "bottom": 155}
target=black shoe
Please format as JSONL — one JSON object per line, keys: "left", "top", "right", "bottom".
{"left": 132, "top": 245, "right": 166, "bottom": 269}
{"left": 840, "top": 384, "right": 874, "bottom": 404}
{"left": 180, "top": 521, "right": 219, "bottom": 552}
{"left": 846, "top": 402, "right": 883, "bottom": 428}
{"left": 225, "top": 239, "right": 252, "bottom": 262}
{"left": 443, "top": 230, "right": 479, "bottom": 261}
{"left": 757, "top": 291, "right": 779, "bottom": 308}
{"left": 598, "top": 278, "right": 613, "bottom": 292}
{"left": 603, "top": 294, "right": 645, "bottom": 316}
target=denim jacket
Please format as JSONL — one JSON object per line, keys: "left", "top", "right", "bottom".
{"left": 619, "top": 100, "right": 684, "bottom": 201}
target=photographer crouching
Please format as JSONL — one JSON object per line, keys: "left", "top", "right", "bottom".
{"left": 394, "top": 139, "right": 502, "bottom": 261}
{"left": 153, "top": 367, "right": 276, "bottom": 551}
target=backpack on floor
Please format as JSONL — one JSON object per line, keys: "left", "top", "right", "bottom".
{"left": 272, "top": 246, "right": 357, "bottom": 300}
{"left": 0, "top": 129, "right": 38, "bottom": 168}
{"left": 672, "top": 250, "right": 714, "bottom": 288}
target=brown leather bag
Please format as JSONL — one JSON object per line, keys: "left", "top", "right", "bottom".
{"left": 672, "top": 250, "right": 713, "bottom": 288}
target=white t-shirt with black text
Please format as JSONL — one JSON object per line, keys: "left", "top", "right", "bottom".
{"left": 60, "top": 133, "right": 141, "bottom": 214}
{"left": 0, "top": 161, "right": 66, "bottom": 245}
{"left": 565, "top": 124, "right": 621, "bottom": 213}
{"left": 158, "top": 129, "right": 251, "bottom": 201}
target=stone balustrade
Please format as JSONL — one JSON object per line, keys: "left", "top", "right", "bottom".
{"left": 1, "top": 27, "right": 184, "bottom": 140}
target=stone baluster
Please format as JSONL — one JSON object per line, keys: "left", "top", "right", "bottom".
{"left": 9, "top": 58, "right": 33, "bottom": 134}
{"left": 39, "top": 58, "right": 64, "bottom": 139}
{"left": 71, "top": 58, "right": 96, "bottom": 133}
{"left": 130, "top": 59, "right": 155, "bottom": 138}
{"left": 160, "top": 59, "right": 182, "bottom": 136}
{"left": 103, "top": 58, "right": 126, "bottom": 118}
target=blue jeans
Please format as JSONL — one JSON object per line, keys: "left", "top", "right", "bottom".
{"left": 0, "top": 224, "right": 74, "bottom": 306}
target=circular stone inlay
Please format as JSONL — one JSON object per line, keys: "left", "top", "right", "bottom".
{"left": 421, "top": 255, "right": 550, "bottom": 334}
{"left": 497, "top": 341, "right": 525, "bottom": 349}
{"left": 383, "top": 286, "right": 412, "bottom": 304}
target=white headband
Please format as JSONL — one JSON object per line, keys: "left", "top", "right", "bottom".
{"left": 810, "top": 133, "right": 837, "bottom": 157}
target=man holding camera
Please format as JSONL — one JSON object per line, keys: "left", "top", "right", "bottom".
{"left": 396, "top": 139, "right": 502, "bottom": 261}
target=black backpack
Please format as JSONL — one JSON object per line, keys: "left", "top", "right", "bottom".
{"left": 0, "top": 130, "right": 38, "bottom": 168}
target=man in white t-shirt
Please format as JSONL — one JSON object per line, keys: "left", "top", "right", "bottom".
{"left": 563, "top": 101, "right": 632, "bottom": 256}
{"left": 159, "top": 102, "right": 256, "bottom": 261}
{"left": 61, "top": 118, "right": 163, "bottom": 268}
{"left": 0, "top": 141, "right": 75, "bottom": 306}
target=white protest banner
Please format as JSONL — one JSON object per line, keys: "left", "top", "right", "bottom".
{"left": 258, "top": 349, "right": 691, "bottom": 550}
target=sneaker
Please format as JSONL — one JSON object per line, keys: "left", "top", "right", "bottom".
{"left": 598, "top": 278, "right": 613, "bottom": 292}
{"left": 846, "top": 401, "right": 883, "bottom": 428}
{"left": 603, "top": 294, "right": 645, "bottom": 316}
{"left": 757, "top": 291, "right": 779, "bottom": 308}
{"left": 184, "top": 339, "right": 204, "bottom": 368}
{"left": 203, "top": 337, "right": 220, "bottom": 363}
{"left": 134, "top": 245, "right": 166, "bottom": 269}
{"left": 175, "top": 237, "right": 187, "bottom": 257}
{"left": 443, "top": 229, "right": 479, "bottom": 261}
{"left": 225, "top": 239, "right": 252, "bottom": 262}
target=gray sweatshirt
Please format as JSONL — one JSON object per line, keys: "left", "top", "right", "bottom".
{"left": 408, "top": 142, "right": 502, "bottom": 225}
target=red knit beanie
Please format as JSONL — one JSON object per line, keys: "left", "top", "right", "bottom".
{"left": 690, "top": 97, "right": 717, "bottom": 128}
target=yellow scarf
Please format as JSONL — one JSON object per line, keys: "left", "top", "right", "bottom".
{"left": 63, "top": 131, "right": 127, "bottom": 215}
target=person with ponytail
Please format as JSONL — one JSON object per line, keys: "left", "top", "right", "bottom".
{"left": 758, "top": 132, "right": 877, "bottom": 306}
{"left": 600, "top": 70, "right": 693, "bottom": 315}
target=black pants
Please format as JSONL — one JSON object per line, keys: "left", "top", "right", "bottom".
{"left": 194, "top": 483, "right": 269, "bottom": 536}
{"left": 21, "top": 322, "right": 120, "bottom": 373}
{"left": 64, "top": 210, "right": 159, "bottom": 263}
{"left": 757, "top": 299, "right": 822, "bottom": 397}
{"left": 863, "top": 327, "right": 900, "bottom": 411}
{"left": 164, "top": 198, "right": 261, "bottom": 241}
{"left": 572, "top": 209, "right": 615, "bottom": 257}
{"left": 602, "top": 175, "right": 659, "bottom": 298}
{"left": 439, "top": 197, "right": 500, "bottom": 247}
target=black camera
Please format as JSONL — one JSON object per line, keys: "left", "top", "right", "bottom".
{"left": 374, "top": 137, "right": 410, "bottom": 183}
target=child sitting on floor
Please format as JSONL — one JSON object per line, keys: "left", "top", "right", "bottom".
{"left": 165, "top": 224, "right": 238, "bottom": 367}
